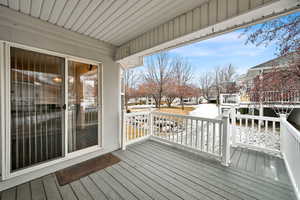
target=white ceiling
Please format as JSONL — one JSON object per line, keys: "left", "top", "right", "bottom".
{"left": 0, "top": 0, "right": 206, "bottom": 46}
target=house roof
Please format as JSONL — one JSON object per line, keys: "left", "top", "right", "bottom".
{"left": 249, "top": 52, "right": 299, "bottom": 71}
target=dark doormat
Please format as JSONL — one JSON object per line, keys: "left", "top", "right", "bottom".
{"left": 55, "top": 153, "right": 121, "bottom": 186}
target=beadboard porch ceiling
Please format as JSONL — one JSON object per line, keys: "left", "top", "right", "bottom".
{"left": 0, "top": 0, "right": 205, "bottom": 46}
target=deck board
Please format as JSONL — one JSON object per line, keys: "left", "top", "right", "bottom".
{"left": 17, "top": 183, "right": 31, "bottom": 200}
{"left": 31, "top": 179, "right": 46, "bottom": 200}
{"left": 142, "top": 141, "right": 294, "bottom": 200}
{"left": 42, "top": 175, "right": 62, "bottom": 200}
{"left": 0, "top": 140, "right": 296, "bottom": 200}
{"left": 114, "top": 163, "right": 169, "bottom": 200}
{"left": 80, "top": 176, "right": 108, "bottom": 200}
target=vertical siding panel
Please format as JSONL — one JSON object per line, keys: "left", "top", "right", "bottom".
{"left": 201, "top": 3, "right": 209, "bottom": 27}
{"left": 168, "top": 21, "right": 174, "bottom": 41}
{"left": 8, "top": 0, "right": 19, "bottom": 10}
{"left": 137, "top": 38, "right": 141, "bottom": 52}
{"left": 150, "top": 29, "right": 154, "bottom": 47}
{"left": 218, "top": 0, "right": 227, "bottom": 21}
{"left": 164, "top": 23, "right": 169, "bottom": 43}
{"left": 140, "top": 35, "right": 144, "bottom": 51}
{"left": 130, "top": 40, "right": 135, "bottom": 54}
{"left": 250, "top": 0, "right": 263, "bottom": 9}
{"left": 186, "top": 11, "right": 193, "bottom": 33}
{"left": 208, "top": 0, "right": 217, "bottom": 25}
{"left": 174, "top": 17, "right": 180, "bottom": 38}
{"left": 31, "top": 0, "right": 44, "bottom": 17}
{"left": 158, "top": 25, "right": 164, "bottom": 43}
{"left": 154, "top": 27, "right": 159, "bottom": 44}
{"left": 192, "top": 7, "right": 201, "bottom": 31}
{"left": 263, "top": 0, "right": 273, "bottom": 4}
{"left": 143, "top": 34, "right": 147, "bottom": 50}
{"left": 153, "top": 28, "right": 157, "bottom": 45}
{"left": 146, "top": 32, "right": 151, "bottom": 49}
{"left": 179, "top": 14, "right": 186, "bottom": 36}
{"left": 238, "top": 0, "right": 249, "bottom": 13}
{"left": 20, "top": 0, "right": 31, "bottom": 14}
{"left": 227, "top": 0, "right": 238, "bottom": 17}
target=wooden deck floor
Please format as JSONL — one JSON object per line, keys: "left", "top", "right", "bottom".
{"left": 230, "top": 147, "right": 291, "bottom": 184}
{"left": 0, "top": 140, "right": 296, "bottom": 200}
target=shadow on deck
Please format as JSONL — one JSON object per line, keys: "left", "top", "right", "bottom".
{"left": 0, "top": 140, "right": 296, "bottom": 200}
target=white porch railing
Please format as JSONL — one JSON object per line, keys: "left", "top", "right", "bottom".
{"left": 122, "top": 110, "right": 300, "bottom": 198}
{"left": 220, "top": 93, "right": 240, "bottom": 105}
{"left": 122, "top": 111, "right": 151, "bottom": 147}
{"left": 230, "top": 111, "right": 281, "bottom": 154}
{"left": 122, "top": 111, "right": 230, "bottom": 166}
{"left": 220, "top": 90, "right": 300, "bottom": 106}
{"left": 280, "top": 115, "right": 300, "bottom": 199}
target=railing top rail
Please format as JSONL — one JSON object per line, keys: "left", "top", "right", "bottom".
{"left": 236, "top": 114, "right": 280, "bottom": 122}
{"left": 282, "top": 119, "right": 300, "bottom": 143}
{"left": 220, "top": 93, "right": 239, "bottom": 96}
{"left": 125, "top": 111, "right": 150, "bottom": 117}
{"left": 152, "top": 111, "right": 223, "bottom": 123}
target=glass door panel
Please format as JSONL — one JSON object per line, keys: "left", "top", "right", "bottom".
{"left": 68, "top": 61, "right": 99, "bottom": 152}
{"left": 10, "top": 47, "right": 65, "bottom": 172}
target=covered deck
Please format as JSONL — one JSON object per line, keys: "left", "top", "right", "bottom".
{"left": 1, "top": 140, "right": 296, "bottom": 200}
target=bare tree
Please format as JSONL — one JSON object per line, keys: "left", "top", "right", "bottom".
{"left": 213, "top": 64, "right": 237, "bottom": 104}
{"left": 199, "top": 72, "right": 213, "bottom": 101}
{"left": 171, "top": 56, "right": 193, "bottom": 110}
{"left": 143, "top": 52, "right": 172, "bottom": 108}
{"left": 123, "top": 68, "right": 139, "bottom": 111}
{"left": 241, "top": 13, "right": 300, "bottom": 56}
{"left": 164, "top": 79, "right": 178, "bottom": 108}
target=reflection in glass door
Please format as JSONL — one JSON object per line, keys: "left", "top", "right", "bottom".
{"left": 68, "top": 61, "right": 99, "bottom": 152}
{"left": 10, "top": 47, "right": 65, "bottom": 171}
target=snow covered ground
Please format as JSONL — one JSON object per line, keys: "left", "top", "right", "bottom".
{"left": 189, "top": 104, "right": 220, "bottom": 119}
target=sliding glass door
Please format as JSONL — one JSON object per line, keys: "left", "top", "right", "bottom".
{"left": 6, "top": 44, "right": 101, "bottom": 175}
{"left": 10, "top": 47, "right": 65, "bottom": 171}
{"left": 68, "top": 61, "right": 99, "bottom": 153}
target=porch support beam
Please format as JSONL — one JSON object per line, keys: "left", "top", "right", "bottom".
{"left": 116, "top": 0, "right": 299, "bottom": 68}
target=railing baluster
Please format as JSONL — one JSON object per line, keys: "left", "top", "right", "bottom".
{"left": 195, "top": 120, "right": 198, "bottom": 148}
{"left": 213, "top": 122, "right": 216, "bottom": 154}
{"left": 201, "top": 120, "right": 204, "bottom": 151}
{"left": 185, "top": 118, "right": 188, "bottom": 145}
{"left": 190, "top": 119, "right": 193, "bottom": 147}
{"left": 219, "top": 122, "right": 222, "bottom": 156}
{"left": 168, "top": 116, "right": 171, "bottom": 141}
{"left": 206, "top": 121, "right": 209, "bottom": 152}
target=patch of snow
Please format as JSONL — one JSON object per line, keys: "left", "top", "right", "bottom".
{"left": 189, "top": 104, "right": 220, "bottom": 119}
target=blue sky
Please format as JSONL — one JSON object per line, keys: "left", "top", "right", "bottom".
{"left": 138, "top": 12, "right": 300, "bottom": 79}
{"left": 168, "top": 29, "right": 277, "bottom": 75}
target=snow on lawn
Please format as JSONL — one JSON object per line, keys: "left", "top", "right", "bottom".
{"left": 189, "top": 104, "right": 219, "bottom": 119}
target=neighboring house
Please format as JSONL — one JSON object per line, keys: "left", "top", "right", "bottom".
{"left": 237, "top": 52, "right": 299, "bottom": 93}
{"left": 222, "top": 52, "right": 300, "bottom": 125}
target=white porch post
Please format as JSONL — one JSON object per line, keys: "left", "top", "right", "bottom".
{"left": 149, "top": 110, "right": 154, "bottom": 137}
{"left": 231, "top": 106, "right": 236, "bottom": 147}
{"left": 122, "top": 111, "right": 127, "bottom": 150}
{"left": 279, "top": 114, "right": 287, "bottom": 153}
{"left": 221, "top": 113, "right": 230, "bottom": 166}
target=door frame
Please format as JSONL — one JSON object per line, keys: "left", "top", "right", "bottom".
{"left": 65, "top": 58, "right": 103, "bottom": 157}
{"left": 0, "top": 41, "right": 103, "bottom": 180}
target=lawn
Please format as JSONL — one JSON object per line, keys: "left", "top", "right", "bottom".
{"left": 156, "top": 106, "right": 195, "bottom": 115}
